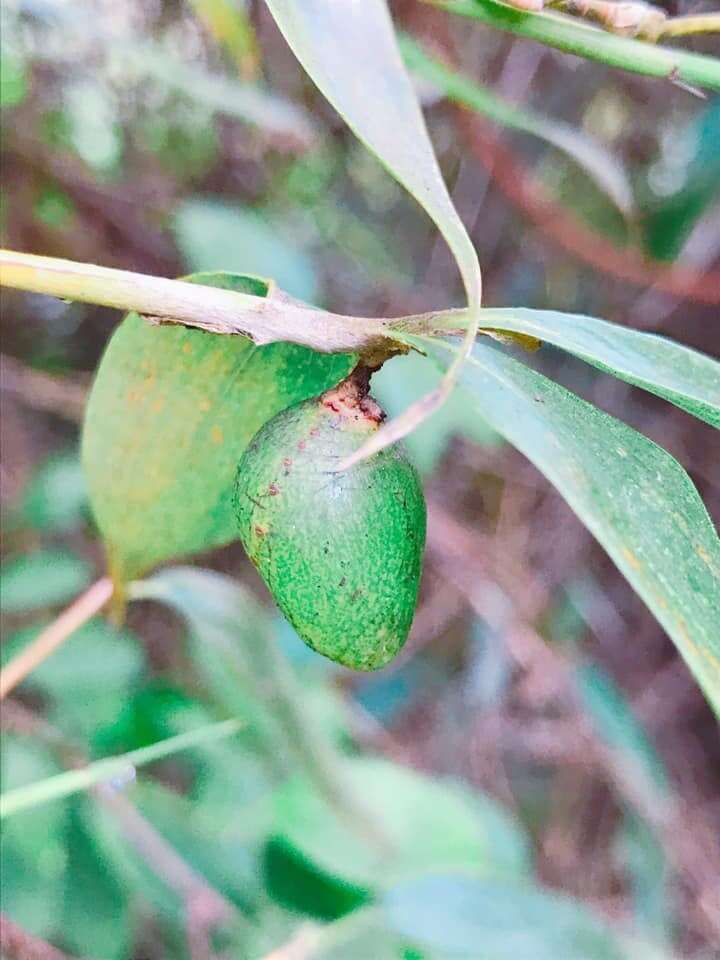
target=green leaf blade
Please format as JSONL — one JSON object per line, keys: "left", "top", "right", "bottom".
{"left": 415, "top": 336, "right": 720, "bottom": 714}
{"left": 81, "top": 272, "right": 355, "bottom": 585}
{"left": 462, "top": 307, "right": 720, "bottom": 428}
{"left": 264, "top": 0, "right": 481, "bottom": 308}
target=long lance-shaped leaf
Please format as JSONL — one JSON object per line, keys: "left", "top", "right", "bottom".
{"left": 400, "top": 35, "right": 633, "bottom": 215}
{"left": 426, "top": 307, "right": 720, "bottom": 428}
{"left": 407, "top": 334, "right": 720, "bottom": 715}
{"left": 441, "top": 0, "right": 720, "bottom": 92}
{"left": 263, "top": 0, "right": 482, "bottom": 468}
{"left": 0, "top": 718, "right": 243, "bottom": 818}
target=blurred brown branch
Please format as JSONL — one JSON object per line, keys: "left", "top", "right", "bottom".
{"left": 0, "top": 914, "right": 78, "bottom": 960}
{"left": 456, "top": 111, "right": 720, "bottom": 308}
{"left": 0, "top": 355, "right": 88, "bottom": 422}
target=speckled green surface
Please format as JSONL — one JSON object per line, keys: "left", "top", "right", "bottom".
{"left": 234, "top": 396, "right": 426, "bottom": 670}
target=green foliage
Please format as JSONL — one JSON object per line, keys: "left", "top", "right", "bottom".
{"left": 273, "top": 755, "right": 531, "bottom": 889}
{"left": 641, "top": 102, "right": 720, "bottom": 262}
{"left": 416, "top": 337, "right": 720, "bottom": 715}
{"left": 21, "top": 450, "right": 88, "bottom": 532}
{"left": 0, "top": 549, "right": 92, "bottom": 614}
{"left": 459, "top": 307, "right": 720, "bottom": 428}
{"left": 384, "top": 873, "right": 644, "bottom": 959}
{"left": 172, "top": 199, "right": 321, "bottom": 302}
{"left": 81, "top": 271, "right": 354, "bottom": 585}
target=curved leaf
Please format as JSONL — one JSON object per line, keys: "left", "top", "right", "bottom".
{"left": 384, "top": 872, "right": 667, "bottom": 960}
{"left": 412, "top": 336, "right": 720, "bottom": 715}
{"left": 437, "top": 307, "right": 720, "bottom": 428}
{"left": 264, "top": 0, "right": 480, "bottom": 308}
{"left": 81, "top": 272, "right": 354, "bottom": 585}
{"left": 401, "top": 35, "right": 633, "bottom": 215}
{"left": 264, "top": 0, "right": 483, "bottom": 463}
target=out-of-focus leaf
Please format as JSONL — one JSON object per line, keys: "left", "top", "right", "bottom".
{"left": 575, "top": 664, "right": 667, "bottom": 791}
{"left": 401, "top": 36, "right": 633, "bottom": 215}
{"left": 619, "top": 816, "right": 672, "bottom": 944}
{"left": 117, "top": 43, "right": 314, "bottom": 143}
{"left": 62, "top": 800, "right": 131, "bottom": 960}
{"left": 373, "top": 350, "right": 497, "bottom": 475}
{"left": 273, "top": 755, "right": 531, "bottom": 890}
{"left": 0, "top": 45, "right": 27, "bottom": 107}
{"left": 187, "top": 0, "right": 260, "bottom": 77}
{"left": 0, "top": 549, "right": 92, "bottom": 613}
{"left": 131, "top": 778, "right": 258, "bottom": 911}
{"left": 64, "top": 80, "right": 122, "bottom": 172}
{"left": 574, "top": 665, "right": 673, "bottom": 943}
{"left": 642, "top": 102, "right": 720, "bottom": 262}
{"left": 0, "top": 738, "right": 65, "bottom": 938}
{"left": 131, "top": 566, "right": 289, "bottom": 755}
{"left": 22, "top": 450, "right": 87, "bottom": 532}
{"left": 433, "top": 307, "right": 720, "bottom": 428}
{"left": 33, "top": 187, "right": 77, "bottom": 230}
{"left": 81, "top": 272, "right": 354, "bottom": 585}
{"left": 9, "top": 618, "right": 144, "bottom": 739}
{"left": 263, "top": 836, "right": 369, "bottom": 920}
{"left": 172, "top": 198, "right": 320, "bottom": 302}
{"left": 264, "top": 0, "right": 481, "bottom": 309}
{"left": 384, "top": 872, "right": 645, "bottom": 959}
{"left": 415, "top": 336, "right": 720, "bottom": 715}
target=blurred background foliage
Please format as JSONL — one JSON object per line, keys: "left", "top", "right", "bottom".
{"left": 1, "top": 0, "right": 719, "bottom": 958}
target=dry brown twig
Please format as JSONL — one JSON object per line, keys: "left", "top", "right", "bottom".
{"left": 0, "top": 577, "right": 114, "bottom": 701}
{"left": 0, "top": 914, "right": 78, "bottom": 960}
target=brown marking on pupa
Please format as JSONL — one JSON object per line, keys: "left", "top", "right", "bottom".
{"left": 321, "top": 365, "right": 384, "bottom": 424}
{"left": 268, "top": 482, "right": 280, "bottom": 496}
{"left": 254, "top": 524, "right": 269, "bottom": 538}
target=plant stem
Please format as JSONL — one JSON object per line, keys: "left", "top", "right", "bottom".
{"left": 0, "top": 577, "right": 114, "bottom": 700}
{"left": 661, "top": 14, "right": 720, "bottom": 38}
{"left": 0, "top": 249, "right": 405, "bottom": 358}
{"left": 0, "top": 718, "right": 243, "bottom": 818}
{"left": 438, "top": 0, "right": 720, "bottom": 90}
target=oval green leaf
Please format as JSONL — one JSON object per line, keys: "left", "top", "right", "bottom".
{"left": 81, "top": 272, "right": 355, "bottom": 586}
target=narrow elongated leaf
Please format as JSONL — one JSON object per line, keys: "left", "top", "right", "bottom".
{"left": 264, "top": 0, "right": 480, "bottom": 309}
{"left": 0, "top": 718, "right": 243, "bottom": 819}
{"left": 412, "top": 336, "right": 720, "bottom": 714}
{"left": 401, "top": 35, "right": 633, "bottom": 215}
{"left": 435, "top": 307, "right": 720, "bottom": 428}
{"left": 264, "top": 0, "right": 483, "bottom": 462}
{"left": 81, "top": 272, "right": 354, "bottom": 585}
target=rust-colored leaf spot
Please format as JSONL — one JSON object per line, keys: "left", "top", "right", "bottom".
{"left": 621, "top": 547, "right": 641, "bottom": 571}
{"left": 254, "top": 524, "right": 269, "bottom": 537}
{"left": 210, "top": 425, "right": 224, "bottom": 445}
